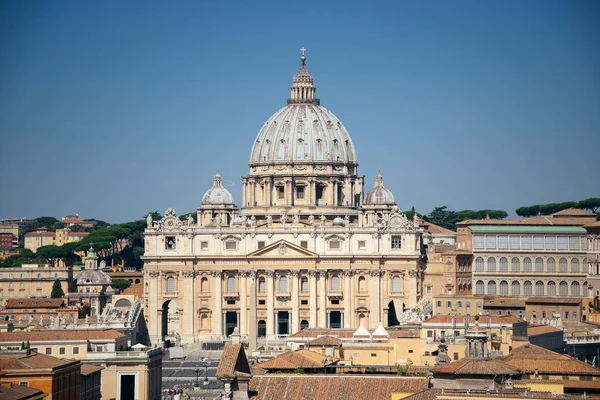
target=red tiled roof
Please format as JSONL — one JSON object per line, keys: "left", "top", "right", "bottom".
{"left": 80, "top": 363, "right": 104, "bottom": 376}
{"left": 527, "top": 325, "right": 561, "bottom": 337}
{"left": 502, "top": 344, "right": 600, "bottom": 376}
{"left": 0, "top": 329, "right": 125, "bottom": 343}
{"left": 249, "top": 375, "right": 428, "bottom": 400}
{"left": 216, "top": 343, "right": 251, "bottom": 378}
{"left": 254, "top": 349, "right": 337, "bottom": 371}
{"left": 0, "top": 384, "right": 47, "bottom": 400}
{"left": 432, "top": 358, "right": 520, "bottom": 376}
{"left": 24, "top": 231, "right": 56, "bottom": 237}
{"left": 67, "top": 232, "right": 89, "bottom": 237}
{"left": 0, "top": 353, "right": 76, "bottom": 370}
{"left": 4, "top": 298, "right": 65, "bottom": 309}
{"left": 308, "top": 336, "right": 342, "bottom": 346}
{"left": 552, "top": 208, "right": 596, "bottom": 217}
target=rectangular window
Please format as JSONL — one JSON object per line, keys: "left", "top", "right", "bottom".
{"left": 200, "top": 241, "right": 208, "bottom": 250}
{"left": 258, "top": 300, "right": 266, "bottom": 305}
{"left": 557, "top": 236, "right": 568, "bottom": 250}
{"left": 518, "top": 311, "right": 523, "bottom": 318}
{"left": 498, "top": 235, "right": 508, "bottom": 249}
{"left": 473, "top": 235, "right": 484, "bottom": 249}
{"left": 19, "top": 382, "right": 28, "bottom": 387}
{"left": 408, "top": 349, "right": 413, "bottom": 353}
{"left": 457, "top": 301, "right": 463, "bottom": 308}
{"left": 300, "top": 241, "right": 308, "bottom": 249}
{"left": 258, "top": 241, "right": 265, "bottom": 249}
{"left": 427, "top": 330, "right": 433, "bottom": 338}
{"left": 581, "top": 237, "right": 587, "bottom": 250}
{"left": 226, "top": 300, "right": 236, "bottom": 305}
{"left": 521, "top": 236, "right": 532, "bottom": 249}
{"left": 391, "top": 236, "right": 401, "bottom": 249}
{"left": 509, "top": 236, "right": 520, "bottom": 249}
{"left": 73, "top": 347, "right": 79, "bottom": 355}
{"left": 165, "top": 236, "right": 176, "bottom": 250}
{"left": 426, "top": 286, "right": 431, "bottom": 294}
{"left": 532, "top": 311, "right": 537, "bottom": 318}
{"left": 542, "top": 311, "right": 546, "bottom": 318}
{"left": 331, "top": 299, "right": 340, "bottom": 305}
{"left": 485, "top": 235, "right": 497, "bottom": 249}
{"left": 278, "top": 186, "right": 285, "bottom": 200}
{"left": 565, "top": 312, "right": 569, "bottom": 320}
{"left": 358, "top": 240, "right": 366, "bottom": 250}
{"left": 45, "top": 347, "right": 52, "bottom": 355}
{"left": 446, "top": 301, "right": 452, "bottom": 308}
{"left": 371, "top": 353, "right": 377, "bottom": 357}
{"left": 436, "top": 301, "right": 441, "bottom": 307}
{"left": 533, "top": 236, "right": 544, "bottom": 250}
{"left": 545, "top": 236, "right": 557, "bottom": 250}
{"left": 59, "top": 347, "right": 66, "bottom": 355}
{"left": 225, "top": 241, "right": 237, "bottom": 250}
{"left": 329, "top": 240, "right": 341, "bottom": 250}
{"left": 301, "top": 300, "right": 308, "bottom": 305}
{"left": 569, "top": 236, "right": 580, "bottom": 250}
{"left": 454, "top": 352, "right": 459, "bottom": 361}
{"left": 297, "top": 186, "right": 304, "bottom": 200}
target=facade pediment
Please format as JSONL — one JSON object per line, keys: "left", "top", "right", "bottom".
{"left": 247, "top": 240, "right": 318, "bottom": 259}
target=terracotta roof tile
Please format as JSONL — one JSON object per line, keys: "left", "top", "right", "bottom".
{"left": 4, "top": 298, "right": 65, "bottom": 309}
{"left": 0, "top": 329, "right": 125, "bottom": 343}
{"left": 552, "top": 208, "right": 596, "bottom": 217}
{"left": 527, "top": 325, "right": 561, "bottom": 336}
{"left": 0, "top": 384, "right": 48, "bottom": 400}
{"left": 249, "top": 375, "right": 428, "bottom": 400}
{"left": 0, "top": 353, "right": 76, "bottom": 370}
{"left": 502, "top": 344, "right": 600, "bottom": 375}
{"left": 308, "top": 336, "right": 342, "bottom": 346}
{"left": 80, "top": 363, "right": 104, "bottom": 376}
{"left": 432, "top": 358, "right": 520, "bottom": 375}
{"left": 216, "top": 343, "right": 251, "bottom": 378}
{"left": 254, "top": 349, "right": 337, "bottom": 371}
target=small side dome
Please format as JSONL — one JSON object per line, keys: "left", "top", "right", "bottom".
{"left": 202, "top": 172, "right": 235, "bottom": 205}
{"left": 364, "top": 171, "right": 396, "bottom": 205}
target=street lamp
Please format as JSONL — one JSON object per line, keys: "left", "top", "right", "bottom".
{"left": 202, "top": 356, "right": 209, "bottom": 386}
{"left": 194, "top": 369, "right": 200, "bottom": 388}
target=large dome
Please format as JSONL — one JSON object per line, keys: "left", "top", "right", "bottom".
{"left": 249, "top": 52, "right": 357, "bottom": 165}
{"left": 250, "top": 103, "right": 357, "bottom": 164}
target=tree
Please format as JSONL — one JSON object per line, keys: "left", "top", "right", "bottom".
{"left": 111, "top": 279, "right": 132, "bottom": 291}
{"left": 36, "top": 245, "right": 65, "bottom": 267}
{"left": 578, "top": 198, "right": 600, "bottom": 213}
{"left": 25, "top": 340, "right": 30, "bottom": 349}
{"left": 69, "top": 224, "right": 92, "bottom": 232}
{"left": 50, "top": 279, "right": 65, "bottom": 298}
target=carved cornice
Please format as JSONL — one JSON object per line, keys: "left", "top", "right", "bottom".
{"left": 182, "top": 271, "right": 196, "bottom": 279}
{"left": 148, "top": 271, "right": 160, "bottom": 279}
{"left": 211, "top": 271, "right": 222, "bottom": 278}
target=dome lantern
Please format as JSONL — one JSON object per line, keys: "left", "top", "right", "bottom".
{"left": 288, "top": 47, "right": 319, "bottom": 105}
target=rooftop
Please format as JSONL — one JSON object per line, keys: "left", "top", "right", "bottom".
{"left": 216, "top": 343, "right": 251, "bottom": 378}
{"left": 0, "top": 352, "right": 76, "bottom": 370}
{"left": 501, "top": 344, "right": 600, "bottom": 376}
{"left": 0, "top": 329, "right": 126, "bottom": 343}
{"left": 432, "top": 357, "right": 520, "bottom": 376}
{"left": 423, "top": 315, "right": 524, "bottom": 325}
{"left": 4, "top": 298, "right": 65, "bottom": 309}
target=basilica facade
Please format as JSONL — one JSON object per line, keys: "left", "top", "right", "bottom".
{"left": 143, "top": 52, "right": 425, "bottom": 345}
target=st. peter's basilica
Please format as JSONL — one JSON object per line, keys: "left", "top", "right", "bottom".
{"left": 143, "top": 50, "right": 425, "bottom": 345}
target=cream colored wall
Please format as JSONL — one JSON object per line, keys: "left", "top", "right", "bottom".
{"left": 0, "top": 267, "right": 69, "bottom": 303}
{"left": 344, "top": 346, "right": 395, "bottom": 366}
{"left": 100, "top": 362, "right": 153, "bottom": 400}
{"left": 24, "top": 235, "right": 56, "bottom": 252}
{"left": 0, "top": 340, "right": 89, "bottom": 358}
{"left": 514, "top": 381, "right": 564, "bottom": 394}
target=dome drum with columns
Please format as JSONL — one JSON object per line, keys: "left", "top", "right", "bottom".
{"left": 143, "top": 49, "right": 425, "bottom": 346}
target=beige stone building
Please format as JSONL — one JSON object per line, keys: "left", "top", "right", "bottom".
{"left": 457, "top": 209, "right": 595, "bottom": 299}
{"left": 0, "top": 264, "right": 72, "bottom": 304}
{"left": 143, "top": 52, "right": 425, "bottom": 345}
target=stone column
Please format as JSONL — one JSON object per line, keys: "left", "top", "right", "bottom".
{"left": 309, "top": 270, "right": 317, "bottom": 328}
{"left": 183, "top": 270, "right": 195, "bottom": 343}
{"left": 239, "top": 271, "right": 247, "bottom": 338}
{"left": 291, "top": 270, "right": 300, "bottom": 334}
{"left": 319, "top": 271, "right": 327, "bottom": 328}
{"left": 266, "top": 271, "right": 275, "bottom": 338}
{"left": 369, "top": 270, "right": 381, "bottom": 329}
{"left": 211, "top": 272, "right": 222, "bottom": 338}
{"left": 148, "top": 271, "right": 160, "bottom": 345}
{"left": 343, "top": 270, "right": 352, "bottom": 329}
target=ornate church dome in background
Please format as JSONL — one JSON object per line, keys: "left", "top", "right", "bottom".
{"left": 201, "top": 172, "right": 235, "bottom": 205}
{"left": 364, "top": 171, "right": 396, "bottom": 205}
{"left": 249, "top": 50, "right": 357, "bottom": 165}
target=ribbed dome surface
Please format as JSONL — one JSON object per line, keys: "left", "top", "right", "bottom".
{"left": 202, "top": 173, "right": 235, "bottom": 205}
{"left": 249, "top": 104, "right": 357, "bottom": 164}
{"left": 364, "top": 171, "right": 396, "bottom": 205}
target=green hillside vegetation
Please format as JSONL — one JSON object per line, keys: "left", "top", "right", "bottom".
{"left": 515, "top": 197, "right": 600, "bottom": 218}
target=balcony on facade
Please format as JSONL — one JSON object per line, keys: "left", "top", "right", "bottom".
{"left": 223, "top": 291, "right": 239, "bottom": 300}
{"left": 163, "top": 291, "right": 178, "bottom": 298}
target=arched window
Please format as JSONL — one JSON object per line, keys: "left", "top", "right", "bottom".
{"left": 511, "top": 258, "right": 520, "bottom": 272}
{"left": 201, "top": 277, "right": 209, "bottom": 293}
{"left": 559, "top": 281, "right": 568, "bottom": 296}
{"left": 301, "top": 277, "right": 309, "bottom": 292}
{"left": 547, "top": 258, "right": 556, "bottom": 272}
{"left": 392, "top": 276, "right": 401, "bottom": 293}
{"left": 135, "top": 279, "right": 140, "bottom": 284}
{"left": 358, "top": 276, "right": 366, "bottom": 292}
{"left": 523, "top": 281, "right": 532, "bottom": 296}
{"left": 535, "top": 281, "right": 544, "bottom": 296}
{"left": 499, "top": 258, "right": 508, "bottom": 272}
{"left": 476, "top": 280, "right": 485, "bottom": 295}
{"left": 279, "top": 275, "right": 288, "bottom": 292}
{"left": 466, "top": 301, "right": 471, "bottom": 308}
{"left": 571, "top": 258, "right": 580, "bottom": 273}
{"left": 331, "top": 275, "right": 340, "bottom": 291}
{"left": 475, "top": 257, "right": 484, "bottom": 272}
{"left": 547, "top": 281, "right": 556, "bottom": 296}
{"left": 487, "top": 257, "right": 496, "bottom": 272}
{"left": 300, "top": 320, "right": 309, "bottom": 330}
{"left": 166, "top": 277, "right": 175, "bottom": 293}
{"left": 535, "top": 258, "right": 544, "bottom": 272}
{"left": 523, "top": 257, "right": 532, "bottom": 272}
{"left": 571, "top": 281, "right": 580, "bottom": 297}
{"left": 559, "top": 258, "right": 568, "bottom": 273}
{"left": 258, "top": 277, "right": 266, "bottom": 293}
{"left": 488, "top": 280, "right": 497, "bottom": 295}
{"left": 511, "top": 281, "right": 520, "bottom": 296}
{"left": 499, "top": 280, "right": 508, "bottom": 296}
{"left": 227, "top": 276, "right": 236, "bottom": 292}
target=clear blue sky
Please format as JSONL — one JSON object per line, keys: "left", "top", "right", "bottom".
{"left": 1, "top": 1, "right": 598, "bottom": 223}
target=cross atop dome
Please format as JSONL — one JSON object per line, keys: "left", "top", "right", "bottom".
{"left": 288, "top": 48, "right": 319, "bottom": 105}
